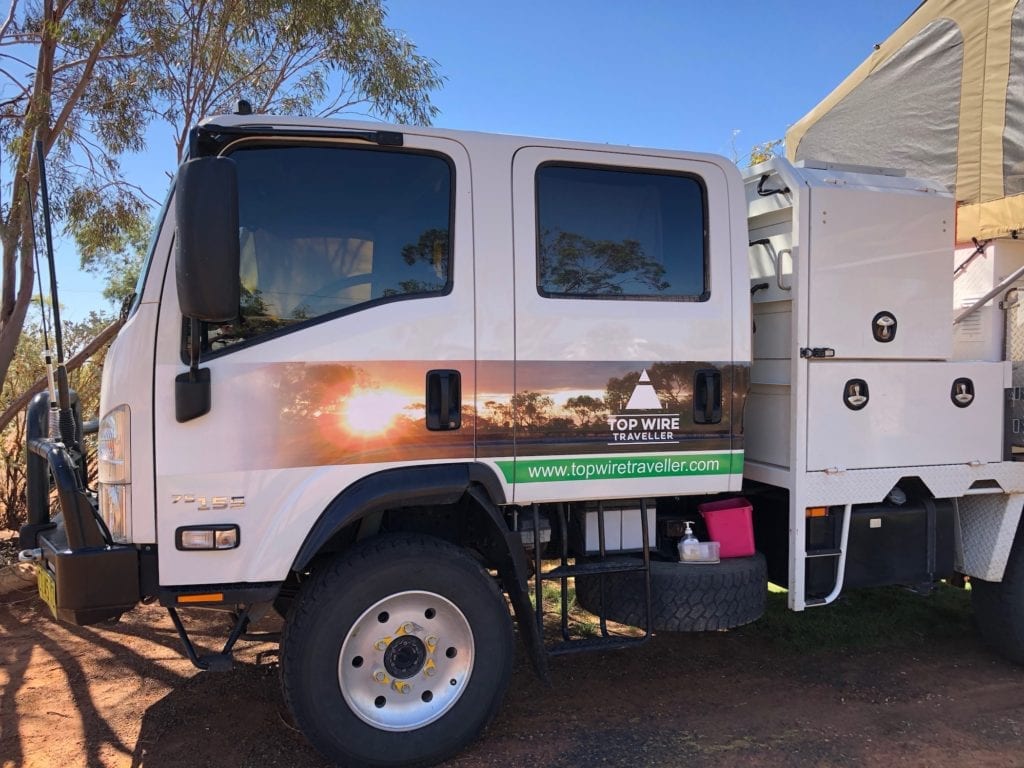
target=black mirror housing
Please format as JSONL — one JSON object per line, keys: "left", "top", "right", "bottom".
{"left": 175, "top": 156, "right": 240, "bottom": 322}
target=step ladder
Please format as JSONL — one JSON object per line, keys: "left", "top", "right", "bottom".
{"left": 530, "top": 500, "right": 652, "bottom": 655}
{"left": 803, "top": 504, "right": 851, "bottom": 608}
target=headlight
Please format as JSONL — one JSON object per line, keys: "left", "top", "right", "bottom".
{"left": 98, "top": 404, "right": 131, "bottom": 542}
{"left": 98, "top": 404, "right": 131, "bottom": 483}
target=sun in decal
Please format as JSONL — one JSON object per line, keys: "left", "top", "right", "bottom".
{"left": 340, "top": 388, "right": 410, "bottom": 437}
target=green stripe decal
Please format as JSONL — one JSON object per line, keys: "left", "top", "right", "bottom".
{"left": 495, "top": 451, "right": 743, "bottom": 484}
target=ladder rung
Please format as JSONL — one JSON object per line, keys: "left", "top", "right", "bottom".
{"left": 542, "top": 560, "right": 647, "bottom": 579}
{"left": 805, "top": 548, "right": 842, "bottom": 559}
{"left": 805, "top": 597, "right": 828, "bottom": 607}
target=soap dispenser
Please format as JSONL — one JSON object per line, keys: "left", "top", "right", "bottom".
{"left": 678, "top": 521, "right": 700, "bottom": 562}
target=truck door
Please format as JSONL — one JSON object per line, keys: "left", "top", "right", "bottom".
{"left": 502, "top": 146, "right": 746, "bottom": 503}
{"left": 152, "top": 132, "right": 474, "bottom": 587}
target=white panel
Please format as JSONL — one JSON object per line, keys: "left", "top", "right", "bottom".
{"left": 806, "top": 361, "right": 1005, "bottom": 471}
{"left": 100, "top": 304, "right": 161, "bottom": 543}
{"left": 585, "top": 509, "right": 621, "bottom": 552}
{"left": 745, "top": 385, "right": 791, "bottom": 469}
{"left": 584, "top": 505, "right": 655, "bottom": 552}
{"left": 620, "top": 506, "right": 656, "bottom": 550}
{"left": 750, "top": 359, "right": 790, "bottom": 386}
{"left": 952, "top": 239, "right": 1024, "bottom": 361}
{"left": 808, "top": 186, "right": 953, "bottom": 360}
{"left": 98, "top": 208, "right": 177, "bottom": 544}
{"left": 751, "top": 307, "right": 792, "bottom": 361}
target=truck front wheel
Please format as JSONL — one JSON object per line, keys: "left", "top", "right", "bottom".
{"left": 281, "top": 534, "right": 514, "bottom": 767}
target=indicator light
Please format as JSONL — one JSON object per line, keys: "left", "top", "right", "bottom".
{"left": 175, "top": 524, "right": 240, "bottom": 550}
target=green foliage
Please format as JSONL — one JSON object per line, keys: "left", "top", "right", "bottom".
{"left": 747, "top": 138, "right": 784, "bottom": 167}
{"left": 0, "top": 0, "right": 445, "bottom": 393}
{"left": 140, "top": 0, "right": 444, "bottom": 160}
{"left": 1, "top": 311, "right": 113, "bottom": 530}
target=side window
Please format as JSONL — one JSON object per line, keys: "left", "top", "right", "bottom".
{"left": 195, "top": 143, "right": 452, "bottom": 353}
{"left": 535, "top": 164, "right": 707, "bottom": 300}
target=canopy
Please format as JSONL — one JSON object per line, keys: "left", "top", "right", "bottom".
{"left": 786, "top": 0, "right": 1024, "bottom": 242}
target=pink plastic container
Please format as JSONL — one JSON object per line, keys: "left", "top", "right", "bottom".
{"left": 699, "top": 497, "right": 755, "bottom": 559}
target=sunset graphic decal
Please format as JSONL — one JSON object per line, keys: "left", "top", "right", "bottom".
{"left": 249, "top": 360, "right": 744, "bottom": 471}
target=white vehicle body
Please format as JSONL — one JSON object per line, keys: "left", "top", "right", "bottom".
{"left": 24, "top": 114, "right": 1024, "bottom": 767}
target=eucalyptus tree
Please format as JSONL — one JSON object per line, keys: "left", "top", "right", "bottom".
{"left": 0, "top": 0, "right": 442, "bottom": 394}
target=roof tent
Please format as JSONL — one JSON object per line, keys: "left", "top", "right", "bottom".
{"left": 786, "top": 0, "right": 1024, "bottom": 242}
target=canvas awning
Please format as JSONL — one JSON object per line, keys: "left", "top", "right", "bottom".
{"left": 786, "top": 0, "right": 1024, "bottom": 242}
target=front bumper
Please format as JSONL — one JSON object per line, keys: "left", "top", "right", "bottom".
{"left": 25, "top": 518, "right": 140, "bottom": 625}
{"left": 20, "top": 393, "right": 140, "bottom": 625}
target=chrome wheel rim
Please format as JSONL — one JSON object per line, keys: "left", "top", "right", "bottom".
{"left": 338, "top": 590, "right": 475, "bottom": 732}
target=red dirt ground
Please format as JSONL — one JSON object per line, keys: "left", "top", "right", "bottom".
{"left": 3, "top": 575, "right": 1024, "bottom": 768}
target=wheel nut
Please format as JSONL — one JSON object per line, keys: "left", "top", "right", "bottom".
{"left": 374, "top": 638, "right": 390, "bottom": 652}
{"left": 425, "top": 636, "right": 438, "bottom": 653}
{"left": 374, "top": 670, "right": 390, "bottom": 684}
{"left": 423, "top": 658, "right": 437, "bottom": 677}
{"left": 392, "top": 680, "right": 411, "bottom": 694}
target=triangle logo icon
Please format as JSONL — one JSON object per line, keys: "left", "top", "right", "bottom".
{"left": 625, "top": 369, "right": 663, "bottom": 410}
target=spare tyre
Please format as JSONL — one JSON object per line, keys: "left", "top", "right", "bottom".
{"left": 574, "top": 553, "right": 767, "bottom": 632}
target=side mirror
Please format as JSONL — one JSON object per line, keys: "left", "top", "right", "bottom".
{"left": 175, "top": 156, "right": 240, "bottom": 322}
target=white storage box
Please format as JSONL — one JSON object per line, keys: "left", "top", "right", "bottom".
{"left": 583, "top": 504, "right": 655, "bottom": 553}
{"left": 806, "top": 360, "right": 1007, "bottom": 471}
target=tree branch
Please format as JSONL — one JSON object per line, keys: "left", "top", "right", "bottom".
{"left": 48, "top": 0, "right": 129, "bottom": 153}
{"left": 0, "top": 317, "right": 122, "bottom": 431}
{"left": 0, "top": 0, "right": 18, "bottom": 42}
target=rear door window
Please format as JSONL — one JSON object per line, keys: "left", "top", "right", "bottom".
{"left": 535, "top": 164, "right": 707, "bottom": 301}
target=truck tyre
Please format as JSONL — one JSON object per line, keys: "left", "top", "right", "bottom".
{"left": 575, "top": 553, "right": 767, "bottom": 632}
{"left": 281, "top": 534, "right": 514, "bottom": 768}
{"left": 972, "top": 524, "right": 1024, "bottom": 665}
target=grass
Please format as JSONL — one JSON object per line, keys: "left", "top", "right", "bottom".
{"left": 734, "top": 582, "right": 975, "bottom": 653}
{"left": 529, "top": 565, "right": 604, "bottom": 638}
{"left": 528, "top": 559, "right": 976, "bottom": 652}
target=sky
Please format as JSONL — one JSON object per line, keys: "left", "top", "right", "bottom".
{"left": 55, "top": 0, "right": 922, "bottom": 321}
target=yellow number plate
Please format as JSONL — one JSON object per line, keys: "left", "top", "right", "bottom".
{"left": 36, "top": 563, "right": 57, "bottom": 618}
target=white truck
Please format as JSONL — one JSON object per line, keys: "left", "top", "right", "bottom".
{"left": 19, "top": 113, "right": 1024, "bottom": 767}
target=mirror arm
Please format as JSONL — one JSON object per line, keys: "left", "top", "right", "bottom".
{"left": 175, "top": 317, "right": 212, "bottom": 423}
{"left": 188, "top": 317, "right": 202, "bottom": 379}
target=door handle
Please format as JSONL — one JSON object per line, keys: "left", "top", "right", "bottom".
{"left": 693, "top": 369, "right": 722, "bottom": 424}
{"left": 426, "top": 370, "right": 461, "bottom": 431}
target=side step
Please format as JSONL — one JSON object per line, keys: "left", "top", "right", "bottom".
{"left": 531, "top": 501, "right": 652, "bottom": 655}
{"left": 167, "top": 605, "right": 251, "bottom": 671}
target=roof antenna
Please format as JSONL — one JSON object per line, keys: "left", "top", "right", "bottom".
{"left": 235, "top": 99, "right": 252, "bottom": 116}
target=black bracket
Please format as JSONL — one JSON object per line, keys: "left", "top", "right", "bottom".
{"left": 167, "top": 604, "right": 251, "bottom": 671}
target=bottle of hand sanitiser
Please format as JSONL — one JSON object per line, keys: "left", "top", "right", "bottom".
{"left": 679, "top": 521, "right": 701, "bottom": 562}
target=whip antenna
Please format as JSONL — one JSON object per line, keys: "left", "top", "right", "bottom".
{"left": 34, "top": 137, "right": 77, "bottom": 453}
{"left": 26, "top": 177, "right": 58, "bottom": 431}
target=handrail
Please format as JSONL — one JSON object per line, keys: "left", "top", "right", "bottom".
{"left": 953, "top": 263, "right": 1024, "bottom": 325}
